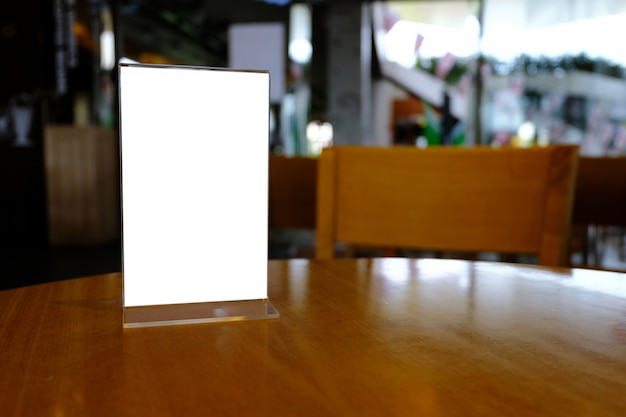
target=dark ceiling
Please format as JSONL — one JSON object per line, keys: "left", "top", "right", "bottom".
{"left": 117, "top": 0, "right": 373, "bottom": 66}
{"left": 112, "top": 0, "right": 380, "bottom": 117}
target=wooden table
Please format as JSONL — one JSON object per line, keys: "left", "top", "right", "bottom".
{"left": 2, "top": 258, "right": 626, "bottom": 416}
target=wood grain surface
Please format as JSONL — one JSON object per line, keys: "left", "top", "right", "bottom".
{"left": 2, "top": 258, "right": 626, "bottom": 416}
{"left": 315, "top": 145, "right": 579, "bottom": 266}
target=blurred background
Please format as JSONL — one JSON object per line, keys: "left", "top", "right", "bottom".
{"left": 2, "top": 0, "right": 626, "bottom": 288}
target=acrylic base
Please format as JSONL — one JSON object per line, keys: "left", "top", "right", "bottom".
{"left": 123, "top": 298, "right": 279, "bottom": 328}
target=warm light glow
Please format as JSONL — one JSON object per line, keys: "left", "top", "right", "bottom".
{"left": 100, "top": 8, "right": 115, "bottom": 70}
{"left": 289, "top": 3, "right": 312, "bottom": 64}
{"left": 306, "top": 120, "right": 333, "bottom": 155}
{"left": 517, "top": 121, "right": 536, "bottom": 147}
{"left": 100, "top": 30, "right": 115, "bottom": 70}
{"left": 289, "top": 38, "right": 313, "bottom": 64}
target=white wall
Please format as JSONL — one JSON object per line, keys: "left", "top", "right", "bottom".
{"left": 371, "top": 79, "right": 409, "bottom": 146}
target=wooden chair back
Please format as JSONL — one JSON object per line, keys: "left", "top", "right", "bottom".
{"left": 570, "top": 156, "right": 626, "bottom": 269}
{"left": 316, "top": 145, "right": 579, "bottom": 267}
{"left": 44, "top": 125, "right": 119, "bottom": 246}
{"left": 268, "top": 155, "right": 318, "bottom": 230}
{"left": 573, "top": 156, "right": 626, "bottom": 227}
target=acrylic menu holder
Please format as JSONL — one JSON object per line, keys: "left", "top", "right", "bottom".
{"left": 118, "top": 63, "right": 278, "bottom": 328}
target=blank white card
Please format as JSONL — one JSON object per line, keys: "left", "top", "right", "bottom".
{"left": 119, "top": 64, "right": 269, "bottom": 307}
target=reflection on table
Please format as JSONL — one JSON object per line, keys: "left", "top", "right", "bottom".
{"left": 1, "top": 258, "right": 626, "bottom": 416}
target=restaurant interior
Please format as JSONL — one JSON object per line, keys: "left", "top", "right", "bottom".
{"left": 3, "top": 4, "right": 626, "bottom": 412}
{"left": 2, "top": 0, "right": 626, "bottom": 291}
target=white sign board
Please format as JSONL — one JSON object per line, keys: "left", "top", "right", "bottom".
{"left": 119, "top": 64, "right": 270, "bottom": 318}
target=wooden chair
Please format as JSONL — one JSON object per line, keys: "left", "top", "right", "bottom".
{"left": 44, "top": 125, "right": 120, "bottom": 246}
{"left": 571, "top": 156, "right": 626, "bottom": 268}
{"left": 269, "top": 155, "right": 318, "bottom": 230}
{"left": 268, "top": 155, "right": 318, "bottom": 257}
{"left": 315, "top": 145, "right": 579, "bottom": 267}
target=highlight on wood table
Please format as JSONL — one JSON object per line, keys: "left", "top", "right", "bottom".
{"left": 1, "top": 258, "right": 626, "bottom": 416}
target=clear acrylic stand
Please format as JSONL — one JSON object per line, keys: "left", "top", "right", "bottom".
{"left": 119, "top": 63, "right": 276, "bottom": 329}
{"left": 123, "top": 299, "right": 279, "bottom": 328}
